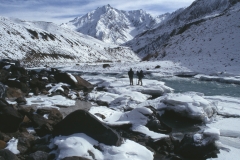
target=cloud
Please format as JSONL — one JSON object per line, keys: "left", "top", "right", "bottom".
{"left": 0, "top": 0, "right": 195, "bottom": 24}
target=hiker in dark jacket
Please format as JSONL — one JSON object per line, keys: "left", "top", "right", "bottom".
{"left": 138, "top": 70, "right": 144, "bottom": 86}
{"left": 136, "top": 71, "right": 140, "bottom": 85}
{"left": 128, "top": 68, "right": 134, "bottom": 85}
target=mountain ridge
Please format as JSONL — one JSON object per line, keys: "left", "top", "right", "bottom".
{"left": 61, "top": 4, "right": 168, "bottom": 44}
{"left": 0, "top": 16, "right": 140, "bottom": 67}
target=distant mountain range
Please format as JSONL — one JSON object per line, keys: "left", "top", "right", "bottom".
{"left": 61, "top": 4, "right": 169, "bottom": 45}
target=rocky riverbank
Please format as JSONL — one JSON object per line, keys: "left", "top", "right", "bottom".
{"left": 0, "top": 59, "right": 232, "bottom": 160}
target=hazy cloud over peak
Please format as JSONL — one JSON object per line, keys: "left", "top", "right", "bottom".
{"left": 0, "top": 0, "right": 195, "bottom": 24}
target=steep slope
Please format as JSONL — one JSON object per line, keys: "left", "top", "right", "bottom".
{"left": 124, "top": 0, "right": 240, "bottom": 73}
{"left": 61, "top": 4, "right": 168, "bottom": 45}
{"left": 0, "top": 16, "right": 140, "bottom": 67}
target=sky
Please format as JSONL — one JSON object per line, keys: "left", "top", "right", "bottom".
{"left": 0, "top": 0, "right": 196, "bottom": 24}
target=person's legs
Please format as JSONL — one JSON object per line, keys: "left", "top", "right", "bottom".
{"left": 130, "top": 78, "right": 133, "bottom": 85}
{"left": 139, "top": 79, "right": 142, "bottom": 86}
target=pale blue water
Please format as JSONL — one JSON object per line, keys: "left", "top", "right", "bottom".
{"left": 158, "top": 77, "right": 240, "bottom": 97}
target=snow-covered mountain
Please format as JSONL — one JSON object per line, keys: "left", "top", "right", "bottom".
{"left": 61, "top": 4, "right": 168, "bottom": 45}
{"left": 0, "top": 16, "right": 140, "bottom": 67}
{"left": 124, "top": 0, "right": 240, "bottom": 73}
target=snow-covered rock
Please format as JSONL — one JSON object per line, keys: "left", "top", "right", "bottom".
{"left": 138, "top": 92, "right": 218, "bottom": 122}
{"left": 89, "top": 106, "right": 168, "bottom": 140}
{"left": 49, "top": 133, "right": 154, "bottom": 160}
{"left": 62, "top": 4, "right": 168, "bottom": 45}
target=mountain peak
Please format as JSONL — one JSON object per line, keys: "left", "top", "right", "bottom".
{"left": 97, "top": 4, "right": 113, "bottom": 12}
{"left": 63, "top": 6, "right": 167, "bottom": 44}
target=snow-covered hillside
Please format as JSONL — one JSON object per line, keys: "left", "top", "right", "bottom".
{"left": 124, "top": 0, "right": 240, "bottom": 74}
{"left": 0, "top": 16, "right": 140, "bottom": 67}
{"left": 61, "top": 4, "right": 168, "bottom": 45}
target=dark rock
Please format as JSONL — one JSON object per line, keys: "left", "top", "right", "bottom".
{"left": 17, "top": 132, "right": 35, "bottom": 154}
{"left": 36, "top": 108, "right": 63, "bottom": 125}
{"left": 0, "top": 131, "right": 35, "bottom": 154}
{"left": 0, "top": 98, "right": 24, "bottom": 133}
{"left": 0, "top": 59, "right": 11, "bottom": 69}
{"left": 53, "top": 110, "right": 122, "bottom": 146}
{"left": 6, "top": 80, "right": 29, "bottom": 93}
{"left": 0, "top": 70, "right": 10, "bottom": 83}
{"left": 29, "top": 78, "right": 47, "bottom": 91}
{"left": 15, "top": 97, "right": 27, "bottom": 105}
{"left": 26, "top": 151, "right": 49, "bottom": 160}
{"left": 0, "top": 131, "right": 11, "bottom": 142}
{"left": 39, "top": 70, "right": 50, "bottom": 78}
{"left": 19, "top": 76, "right": 29, "bottom": 83}
{"left": 54, "top": 73, "right": 94, "bottom": 92}
{"left": 35, "top": 123, "right": 53, "bottom": 137}
{"left": 0, "top": 83, "right": 6, "bottom": 99}
{"left": 145, "top": 106, "right": 172, "bottom": 134}
{"left": 32, "top": 87, "right": 40, "bottom": 96}
{"left": 155, "top": 65, "right": 161, "bottom": 69}
{"left": 31, "top": 135, "right": 52, "bottom": 153}
{"left": 62, "top": 156, "right": 91, "bottom": 160}
{"left": 103, "top": 64, "right": 110, "bottom": 68}
{"left": 26, "top": 108, "right": 62, "bottom": 137}
{"left": 175, "top": 134, "right": 219, "bottom": 159}
{"left": 0, "top": 140, "right": 6, "bottom": 149}
{"left": 0, "top": 149, "right": 19, "bottom": 160}
{"left": 26, "top": 112, "right": 48, "bottom": 128}
{"left": 146, "top": 116, "right": 172, "bottom": 134}
{"left": 0, "top": 98, "right": 8, "bottom": 108}
{"left": 6, "top": 87, "right": 25, "bottom": 99}
{"left": 147, "top": 137, "right": 175, "bottom": 154}
{"left": 10, "top": 65, "right": 27, "bottom": 76}
{"left": 47, "top": 75, "right": 57, "bottom": 83}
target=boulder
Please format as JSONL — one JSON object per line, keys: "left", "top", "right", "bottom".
{"left": 10, "top": 65, "right": 27, "bottom": 76}
{"left": 0, "top": 140, "right": 6, "bottom": 149}
{"left": 54, "top": 73, "right": 94, "bottom": 92}
{"left": 19, "top": 76, "right": 29, "bottom": 83}
{"left": 0, "top": 98, "right": 24, "bottom": 133}
{"left": 15, "top": 97, "right": 27, "bottom": 105}
{"left": 0, "top": 149, "right": 19, "bottom": 160}
{"left": 29, "top": 78, "right": 47, "bottom": 91}
{"left": 26, "top": 108, "right": 63, "bottom": 137}
{"left": 53, "top": 110, "right": 122, "bottom": 146}
{"left": 0, "top": 69, "right": 10, "bottom": 83}
{"left": 36, "top": 108, "right": 63, "bottom": 125}
{"left": 175, "top": 134, "right": 219, "bottom": 159}
{"left": 6, "top": 87, "right": 25, "bottom": 99}
{"left": 17, "top": 132, "right": 35, "bottom": 154}
{"left": 155, "top": 65, "right": 161, "bottom": 69}
{"left": 6, "top": 80, "right": 29, "bottom": 93}
{"left": 103, "top": 64, "right": 110, "bottom": 68}
{"left": 0, "top": 82, "right": 6, "bottom": 99}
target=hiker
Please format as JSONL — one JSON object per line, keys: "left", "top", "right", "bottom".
{"left": 136, "top": 71, "right": 140, "bottom": 85}
{"left": 128, "top": 68, "right": 134, "bottom": 85}
{"left": 137, "top": 70, "right": 144, "bottom": 86}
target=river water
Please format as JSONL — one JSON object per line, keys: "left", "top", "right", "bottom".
{"left": 157, "top": 76, "right": 240, "bottom": 97}
{"left": 75, "top": 71, "right": 240, "bottom": 97}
